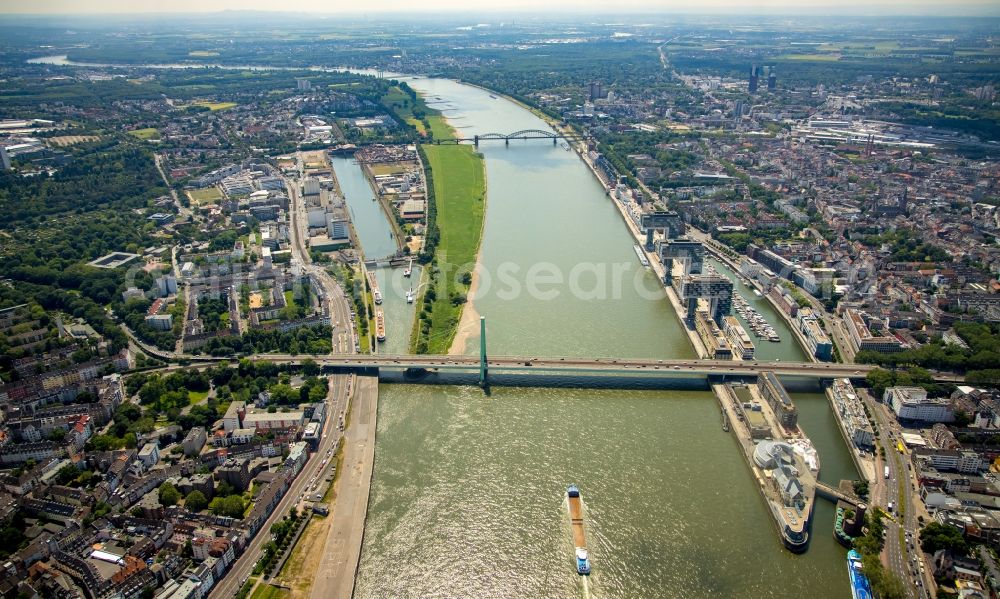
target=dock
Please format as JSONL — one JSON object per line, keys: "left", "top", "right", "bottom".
{"left": 713, "top": 380, "right": 817, "bottom": 552}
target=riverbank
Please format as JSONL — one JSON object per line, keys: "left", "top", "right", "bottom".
{"left": 406, "top": 110, "right": 487, "bottom": 354}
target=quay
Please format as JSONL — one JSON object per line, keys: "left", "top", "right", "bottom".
{"left": 715, "top": 377, "right": 818, "bottom": 552}
{"left": 309, "top": 375, "right": 379, "bottom": 599}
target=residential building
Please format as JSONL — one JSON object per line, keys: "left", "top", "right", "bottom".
{"left": 886, "top": 387, "right": 954, "bottom": 423}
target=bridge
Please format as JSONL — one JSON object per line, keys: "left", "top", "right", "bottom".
{"left": 430, "top": 129, "right": 592, "bottom": 147}
{"left": 239, "top": 353, "right": 875, "bottom": 381}
{"left": 816, "top": 481, "right": 861, "bottom": 506}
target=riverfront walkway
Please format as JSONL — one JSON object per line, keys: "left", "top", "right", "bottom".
{"left": 310, "top": 374, "right": 378, "bottom": 599}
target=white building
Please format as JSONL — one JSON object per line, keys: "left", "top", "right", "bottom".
{"left": 831, "top": 379, "right": 875, "bottom": 449}
{"left": 885, "top": 387, "right": 954, "bottom": 423}
{"left": 302, "top": 178, "right": 320, "bottom": 196}
{"left": 137, "top": 442, "right": 160, "bottom": 468}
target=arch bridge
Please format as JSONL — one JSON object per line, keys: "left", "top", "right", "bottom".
{"left": 432, "top": 129, "right": 591, "bottom": 147}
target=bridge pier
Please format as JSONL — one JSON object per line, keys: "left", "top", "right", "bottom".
{"left": 553, "top": 138, "right": 557, "bottom": 146}
{"left": 474, "top": 135, "right": 479, "bottom": 148}
{"left": 479, "top": 316, "right": 488, "bottom": 389}
{"left": 505, "top": 138, "right": 509, "bottom": 147}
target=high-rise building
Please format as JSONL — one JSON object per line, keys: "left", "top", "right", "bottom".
{"left": 0, "top": 145, "right": 10, "bottom": 171}
{"left": 296, "top": 78, "right": 311, "bottom": 91}
{"left": 749, "top": 65, "right": 760, "bottom": 93}
{"left": 734, "top": 99, "right": 745, "bottom": 121}
{"left": 588, "top": 81, "right": 604, "bottom": 102}
{"left": 767, "top": 67, "right": 776, "bottom": 91}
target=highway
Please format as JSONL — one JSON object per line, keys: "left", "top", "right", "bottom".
{"left": 286, "top": 155, "right": 356, "bottom": 354}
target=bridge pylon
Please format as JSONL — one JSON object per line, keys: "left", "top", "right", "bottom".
{"left": 479, "top": 316, "right": 488, "bottom": 388}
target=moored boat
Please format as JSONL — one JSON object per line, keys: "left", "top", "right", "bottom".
{"left": 847, "top": 549, "right": 873, "bottom": 599}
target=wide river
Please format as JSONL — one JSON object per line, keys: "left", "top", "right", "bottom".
{"left": 28, "top": 56, "right": 855, "bottom": 597}
{"left": 353, "top": 78, "right": 855, "bottom": 598}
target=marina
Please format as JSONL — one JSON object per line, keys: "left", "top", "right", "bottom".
{"left": 733, "top": 293, "right": 781, "bottom": 342}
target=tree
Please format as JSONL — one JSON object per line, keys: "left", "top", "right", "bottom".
{"left": 920, "top": 521, "right": 967, "bottom": 555}
{"left": 185, "top": 490, "right": 208, "bottom": 512}
{"left": 209, "top": 495, "right": 245, "bottom": 518}
{"left": 158, "top": 482, "right": 181, "bottom": 507}
{"left": 866, "top": 368, "right": 896, "bottom": 398}
{"left": 55, "top": 464, "right": 79, "bottom": 485}
{"left": 302, "top": 359, "right": 320, "bottom": 376}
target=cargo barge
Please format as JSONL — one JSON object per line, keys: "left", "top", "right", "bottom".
{"left": 566, "top": 485, "right": 591, "bottom": 575}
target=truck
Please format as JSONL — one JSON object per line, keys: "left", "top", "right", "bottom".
{"left": 884, "top": 466, "right": 890, "bottom": 479}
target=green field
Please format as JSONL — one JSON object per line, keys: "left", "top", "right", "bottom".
{"left": 414, "top": 141, "right": 485, "bottom": 353}
{"left": 187, "top": 186, "right": 223, "bottom": 204}
{"left": 248, "top": 584, "right": 289, "bottom": 599}
{"left": 188, "top": 389, "right": 209, "bottom": 404}
{"left": 194, "top": 101, "right": 237, "bottom": 111}
{"left": 382, "top": 86, "right": 432, "bottom": 136}
{"left": 778, "top": 53, "right": 841, "bottom": 61}
{"left": 128, "top": 127, "right": 160, "bottom": 140}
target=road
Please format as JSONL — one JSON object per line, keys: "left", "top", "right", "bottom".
{"left": 308, "top": 375, "right": 378, "bottom": 599}
{"left": 209, "top": 373, "right": 353, "bottom": 599}
{"left": 210, "top": 155, "right": 361, "bottom": 599}
{"left": 246, "top": 353, "right": 876, "bottom": 378}
{"left": 286, "top": 154, "right": 356, "bottom": 354}
{"left": 154, "top": 153, "right": 192, "bottom": 221}
{"left": 866, "top": 389, "right": 934, "bottom": 598}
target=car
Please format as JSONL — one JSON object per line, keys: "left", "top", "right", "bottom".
{"left": 672, "top": 365, "right": 680, "bottom": 370}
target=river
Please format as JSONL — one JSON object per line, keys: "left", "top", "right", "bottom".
{"left": 356, "top": 78, "right": 854, "bottom": 597}
{"left": 28, "top": 55, "right": 855, "bottom": 597}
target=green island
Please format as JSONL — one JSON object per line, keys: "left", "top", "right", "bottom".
{"left": 383, "top": 86, "right": 486, "bottom": 354}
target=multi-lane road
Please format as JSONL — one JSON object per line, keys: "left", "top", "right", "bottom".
{"left": 868, "top": 389, "right": 934, "bottom": 598}
{"left": 209, "top": 373, "right": 353, "bottom": 599}
{"left": 211, "top": 155, "right": 362, "bottom": 598}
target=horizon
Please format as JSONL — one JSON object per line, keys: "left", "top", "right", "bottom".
{"left": 1, "top": 1, "right": 999, "bottom": 18}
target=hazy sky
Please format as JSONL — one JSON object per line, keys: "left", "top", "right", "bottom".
{"left": 1, "top": 0, "right": 997, "bottom": 15}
